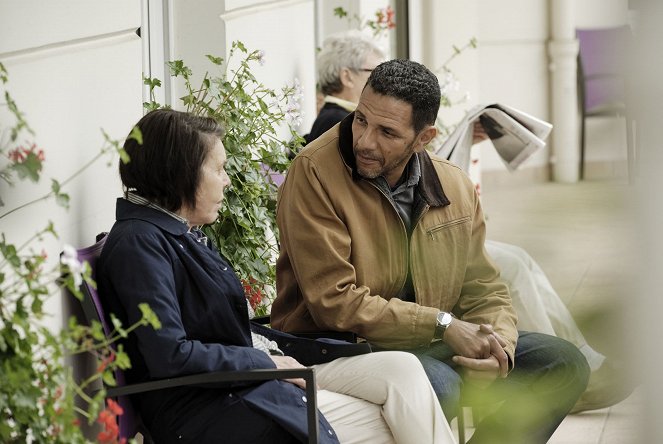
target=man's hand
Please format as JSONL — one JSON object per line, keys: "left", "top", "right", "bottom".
{"left": 269, "top": 355, "right": 309, "bottom": 389}
{"left": 443, "top": 320, "right": 510, "bottom": 378}
{"left": 443, "top": 319, "right": 493, "bottom": 359}
{"left": 472, "top": 121, "right": 489, "bottom": 145}
{"left": 452, "top": 354, "right": 501, "bottom": 389}
{"left": 479, "top": 324, "right": 509, "bottom": 378}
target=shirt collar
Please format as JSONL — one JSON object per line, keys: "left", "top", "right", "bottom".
{"left": 125, "top": 191, "right": 189, "bottom": 225}
{"left": 404, "top": 155, "right": 422, "bottom": 188}
{"left": 116, "top": 195, "right": 189, "bottom": 236}
{"left": 324, "top": 95, "right": 357, "bottom": 112}
{"left": 370, "top": 154, "right": 421, "bottom": 193}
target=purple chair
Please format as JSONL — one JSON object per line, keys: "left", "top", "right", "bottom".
{"left": 68, "top": 233, "right": 320, "bottom": 444}
{"left": 576, "top": 25, "right": 635, "bottom": 180}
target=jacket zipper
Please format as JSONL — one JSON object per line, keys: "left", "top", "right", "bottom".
{"left": 367, "top": 182, "right": 410, "bottom": 297}
{"left": 410, "top": 204, "right": 430, "bottom": 304}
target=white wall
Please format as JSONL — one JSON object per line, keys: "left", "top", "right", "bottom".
{"left": 576, "top": 0, "right": 629, "bottom": 28}
{"left": 409, "top": 0, "right": 630, "bottom": 178}
{"left": 476, "top": 0, "right": 550, "bottom": 173}
{"left": 0, "top": 0, "right": 143, "bottom": 329}
{"left": 220, "top": 0, "right": 317, "bottom": 134}
{"left": 165, "top": 0, "right": 316, "bottom": 134}
{"left": 635, "top": 2, "right": 663, "bottom": 439}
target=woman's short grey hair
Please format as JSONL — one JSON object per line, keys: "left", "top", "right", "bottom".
{"left": 317, "top": 30, "right": 386, "bottom": 96}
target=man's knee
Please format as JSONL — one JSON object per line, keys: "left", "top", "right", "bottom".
{"left": 515, "top": 331, "right": 590, "bottom": 395}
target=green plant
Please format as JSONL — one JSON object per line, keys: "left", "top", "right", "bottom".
{"left": 433, "top": 37, "right": 478, "bottom": 140}
{"left": 0, "top": 61, "right": 158, "bottom": 443}
{"left": 144, "top": 41, "right": 303, "bottom": 315}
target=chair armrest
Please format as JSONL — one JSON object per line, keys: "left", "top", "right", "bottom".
{"left": 252, "top": 315, "right": 271, "bottom": 325}
{"left": 294, "top": 331, "right": 358, "bottom": 343}
{"left": 250, "top": 316, "right": 357, "bottom": 342}
{"left": 105, "top": 368, "right": 319, "bottom": 444}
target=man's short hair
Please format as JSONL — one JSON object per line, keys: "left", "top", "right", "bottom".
{"left": 366, "top": 59, "right": 441, "bottom": 133}
{"left": 119, "top": 109, "right": 225, "bottom": 212}
{"left": 317, "top": 30, "right": 386, "bottom": 96}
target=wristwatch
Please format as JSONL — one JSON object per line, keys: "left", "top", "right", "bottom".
{"left": 434, "top": 311, "right": 453, "bottom": 339}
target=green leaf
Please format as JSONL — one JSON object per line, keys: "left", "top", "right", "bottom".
{"left": 142, "top": 75, "right": 161, "bottom": 89}
{"left": 181, "top": 94, "right": 196, "bottom": 107}
{"left": 102, "top": 369, "right": 117, "bottom": 386}
{"left": 51, "top": 179, "right": 70, "bottom": 209}
{"left": 30, "top": 297, "right": 43, "bottom": 315}
{"left": 206, "top": 54, "right": 224, "bottom": 65}
{"left": 90, "top": 321, "right": 105, "bottom": 341}
{"left": 118, "top": 147, "right": 131, "bottom": 164}
{"left": 0, "top": 61, "right": 7, "bottom": 83}
{"left": 114, "top": 345, "right": 131, "bottom": 369}
{"left": 51, "top": 178, "right": 61, "bottom": 194}
{"left": 139, "top": 303, "right": 161, "bottom": 330}
{"left": 333, "top": 7, "right": 348, "bottom": 18}
{"left": 143, "top": 101, "right": 161, "bottom": 112}
{"left": 128, "top": 125, "right": 143, "bottom": 145}
{"left": 167, "top": 60, "right": 192, "bottom": 78}
{"left": 110, "top": 313, "right": 127, "bottom": 337}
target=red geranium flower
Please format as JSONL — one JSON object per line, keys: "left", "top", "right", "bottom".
{"left": 242, "top": 277, "right": 264, "bottom": 310}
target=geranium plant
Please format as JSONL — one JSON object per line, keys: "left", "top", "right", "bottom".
{"left": 333, "top": 5, "right": 396, "bottom": 36}
{"left": 0, "top": 61, "right": 159, "bottom": 443}
{"left": 144, "top": 41, "right": 304, "bottom": 315}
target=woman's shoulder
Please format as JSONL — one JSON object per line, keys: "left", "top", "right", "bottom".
{"left": 101, "top": 218, "right": 178, "bottom": 265}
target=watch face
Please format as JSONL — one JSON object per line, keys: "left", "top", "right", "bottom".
{"left": 438, "top": 312, "right": 452, "bottom": 327}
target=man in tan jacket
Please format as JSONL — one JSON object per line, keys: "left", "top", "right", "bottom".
{"left": 273, "top": 59, "right": 589, "bottom": 443}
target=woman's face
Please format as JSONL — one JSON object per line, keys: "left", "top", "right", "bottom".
{"left": 180, "top": 138, "right": 231, "bottom": 227}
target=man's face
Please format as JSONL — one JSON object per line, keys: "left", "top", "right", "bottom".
{"left": 352, "top": 86, "right": 434, "bottom": 187}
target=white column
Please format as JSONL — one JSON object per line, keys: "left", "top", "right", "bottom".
{"left": 141, "top": 0, "right": 172, "bottom": 107}
{"left": 548, "top": 0, "right": 580, "bottom": 183}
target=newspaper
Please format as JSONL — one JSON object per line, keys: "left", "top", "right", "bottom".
{"left": 434, "top": 103, "right": 553, "bottom": 173}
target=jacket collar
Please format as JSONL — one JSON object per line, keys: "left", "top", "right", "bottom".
{"left": 116, "top": 198, "right": 190, "bottom": 236}
{"left": 338, "top": 112, "right": 451, "bottom": 208}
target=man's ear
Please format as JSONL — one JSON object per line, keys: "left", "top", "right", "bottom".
{"left": 339, "top": 67, "right": 354, "bottom": 88}
{"left": 413, "top": 125, "right": 438, "bottom": 152}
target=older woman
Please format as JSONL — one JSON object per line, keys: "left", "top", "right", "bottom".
{"left": 97, "top": 109, "right": 454, "bottom": 444}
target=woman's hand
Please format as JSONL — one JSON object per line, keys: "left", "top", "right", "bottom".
{"left": 269, "top": 355, "right": 309, "bottom": 390}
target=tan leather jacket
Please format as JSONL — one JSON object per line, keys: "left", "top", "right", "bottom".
{"left": 272, "top": 115, "right": 517, "bottom": 361}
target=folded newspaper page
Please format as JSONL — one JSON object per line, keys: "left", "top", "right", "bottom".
{"left": 434, "top": 103, "right": 553, "bottom": 173}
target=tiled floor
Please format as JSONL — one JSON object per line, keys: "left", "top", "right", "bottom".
{"left": 456, "top": 178, "right": 642, "bottom": 443}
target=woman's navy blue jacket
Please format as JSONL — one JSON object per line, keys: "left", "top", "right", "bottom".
{"left": 97, "top": 199, "right": 361, "bottom": 443}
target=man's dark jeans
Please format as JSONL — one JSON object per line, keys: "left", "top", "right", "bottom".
{"left": 408, "top": 331, "right": 590, "bottom": 444}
